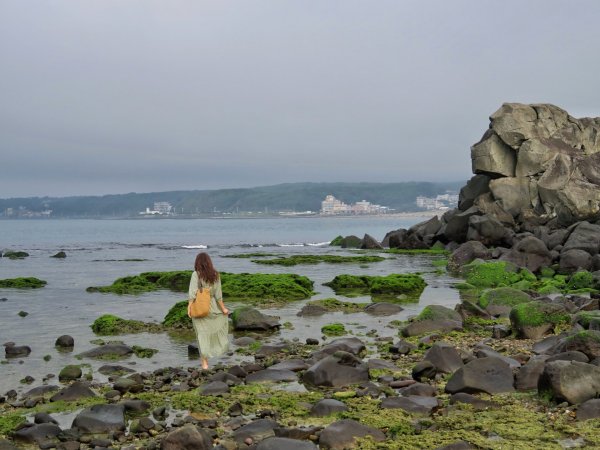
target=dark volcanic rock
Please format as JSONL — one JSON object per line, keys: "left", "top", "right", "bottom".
{"left": 51, "top": 251, "right": 67, "bottom": 258}
{"left": 231, "top": 307, "right": 280, "bottom": 331}
{"left": 538, "top": 360, "right": 600, "bottom": 404}
{"left": 423, "top": 342, "right": 464, "bottom": 374}
{"left": 319, "top": 419, "right": 385, "bottom": 449}
{"left": 499, "top": 236, "right": 552, "bottom": 273}
{"left": 310, "top": 399, "right": 348, "bottom": 417}
{"left": 380, "top": 395, "right": 439, "bottom": 415}
{"left": 59, "top": 365, "right": 82, "bottom": 382}
{"left": 445, "top": 357, "right": 515, "bottom": 395}
{"left": 302, "top": 351, "right": 369, "bottom": 388}
{"left": 447, "top": 241, "right": 491, "bottom": 273}
{"left": 233, "top": 419, "right": 278, "bottom": 447}
{"left": 296, "top": 304, "right": 328, "bottom": 317}
{"left": 55, "top": 335, "right": 74, "bottom": 348}
{"left": 309, "top": 337, "right": 366, "bottom": 361}
{"left": 577, "top": 398, "right": 600, "bottom": 421}
{"left": 72, "top": 404, "right": 126, "bottom": 433}
{"left": 161, "top": 424, "right": 213, "bottom": 450}
{"left": 21, "top": 385, "right": 59, "bottom": 400}
{"left": 4, "top": 343, "right": 31, "bottom": 358}
{"left": 50, "top": 381, "right": 97, "bottom": 402}
{"left": 77, "top": 343, "right": 133, "bottom": 359}
{"left": 199, "top": 381, "right": 229, "bottom": 395}
{"left": 257, "top": 437, "right": 318, "bottom": 450}
{"left": 361, "top": 233, "right": 383, "bottom": 249}
{"left": 450, "top": 392, "right": 499, "bottom": 410}
{"left": 515, "top": 356, "right": 549, "bottom": 391}
{"left": 12, "top": 423, "right": 62, "bottom": 445}
{"left": 364, "top": 302, "right": 403, "bottom": 316}
{"left": 559, "top": 249, "right": 593, "bottom": 273}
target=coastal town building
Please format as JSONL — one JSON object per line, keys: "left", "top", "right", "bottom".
{"left": 320, "top": 195, "right": 388, "bottom": 215}
{"left": 416, "top": 193, "right": 459, "bottom": 211}
{"left": 139, "top": 201, "right": 173, "bottom": 215}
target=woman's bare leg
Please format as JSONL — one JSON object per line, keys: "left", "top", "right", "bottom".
{"left": 201, "top": 356, "right": 209, "bottom": 370}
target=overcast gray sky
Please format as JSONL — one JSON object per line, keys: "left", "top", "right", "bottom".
{"left": 2, "top": 0, "right": 600, "bottom": 198}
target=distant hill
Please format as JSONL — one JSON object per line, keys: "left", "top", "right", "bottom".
{"left": 0, "top": 181, "right": 465, "bottom": 218}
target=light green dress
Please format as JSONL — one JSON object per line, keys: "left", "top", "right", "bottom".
{"left": 188, "top": 271, "right": 229, "bottom": 358}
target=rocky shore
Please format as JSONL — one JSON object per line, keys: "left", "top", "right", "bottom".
{"left": 3, "top": 103, "right": 600, "bottom": 449}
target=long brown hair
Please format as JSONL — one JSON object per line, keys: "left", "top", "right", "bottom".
{"left": 194, "top": 252, "right": 220, "bottom": 284}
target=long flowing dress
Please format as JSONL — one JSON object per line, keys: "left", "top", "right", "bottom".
{"left": 188, "top": 271, "right": 229, "bottom": 358}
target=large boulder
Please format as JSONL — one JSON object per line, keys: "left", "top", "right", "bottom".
{"left": 559, "top": 249, "right": 593, "bottom": 273}
{"left": 499, "top": 236, "right": 552, "bottom": 273}
{"left": 422, "top": 342, "right": 464, "bottom": 374}
{"left": 509, "top": 301, "right": 570, "bottom": 340}
{"left": 445, "top": 357, "right": 515, "bottom": 395}
{"left": 231, "top": 307, "right": 280, "bottom": 331}
{"left": 562, "top": 222, "right": 600, "bottom": 256}
{"left": 72, "top": 404, "right": 126, "bottom": 433}
{"left": 459, "top": 175, "right": 491, "bottom": 211}
{"left": 77, "top": 343, "right": 133, "bottom": 359}
{"left": 401, "top": 305, "right": 463, "bottom": 337}
{"left": 466, "top": 215, "right": 512, "bottom": 247}
{"left": 447, "top": 241, "right": 491, "bottom": 273}
{"left": 538, "top": 360, "right": 600, "bottom": 404}
{"left": 302, "top": 351, "right": 369, "bottom": 388}
{"left": 471, "top": 130, "right": 516, "bottom": 177}
{"left": 360, "top": 234, "right": 383, "bottom": 250}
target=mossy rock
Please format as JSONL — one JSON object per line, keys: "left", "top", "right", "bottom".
{"left": 132, "top": 345, "right": 158, "bottom": 358}
{"left": 59, "top": 365, "right": 82, "bottom": 381}
{"left": 51, "top": 251, "right": 67, "bottom": 258}
{"left": 306, "top": 298, "right": 369, "bottom": 313}
{"left": 478, "top": 287, "right": 532, "bottom": 314}
{"left": 509, "top": 301, "right": 571, "bottom": 339}
{"left": 0, "top": 277, "right": 47, "bottom": 289}
{"left": 87, "top": 271, "right": 314, "bottom": 304}
{"left": 563, "top": 330, "right": 600, "bottom": 359}
{"left": 162, "top": 301, "right": 192, "bottom": 329}
{"left": 91, "top": 314, "right": 163, "bottom": 335}
{"left": 251, "top": 254, "right": 385, "bottom": 266}
{"left": 462, "top": 261, "right": 524, "bottom": 288}
{"left": 3, "top": 251, "right": 29, "bottom": 259}
{"left": 566, "top": 271, "right": 596, "bottom": 292}
{"left": 230, "top": 306, "right": 280, "bottom": 331}
{"left": 575, "top": 311, "right": 600, "bottom": 329}
{"left": 330, "top": 235, "right": 344, "bottom": 246}
{"left": 341, "top": 235, "right": 363, "bottom": 248}
{"left": 324, "top": 273, "right": 426, "bottom": 301}
{"left": 321, "top": 323, "right": 347, "bottom": 336}
{"left": 415, "top": 305, "right": 462, "bottom": 323}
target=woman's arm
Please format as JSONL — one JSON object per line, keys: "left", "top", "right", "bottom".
{"left": 214, "top": 279, "right": 229, "bottom": 314}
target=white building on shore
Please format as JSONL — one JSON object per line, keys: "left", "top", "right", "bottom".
{"left": 140, "top": 201, "right": 173, "bottom": 215}
{"left": 416, "top": 193, "right": 459, "bottom": 211}
{"left": 320, "top": 195, "right": 388, "bottom": 215}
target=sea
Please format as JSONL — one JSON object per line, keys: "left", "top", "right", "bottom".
{"left": 0, "top": 216, "right": 461, "bottom": 394}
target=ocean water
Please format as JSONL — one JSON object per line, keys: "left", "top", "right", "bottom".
{"left": 0, "top": 216, "right": 460, "bottom": 393}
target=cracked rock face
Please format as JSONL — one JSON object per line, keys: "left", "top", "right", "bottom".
{"left": 468, "top": 103, "right": 600, "bottom": 225}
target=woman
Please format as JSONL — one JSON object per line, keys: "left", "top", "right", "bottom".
{"left": 188, "top": 252, "right": 230, "bottom": 370}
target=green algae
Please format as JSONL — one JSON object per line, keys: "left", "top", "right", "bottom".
{"left": 87, "top": 271, "right": 314, "bottom": 304}
{"left": 330, "top": 235, "right": 344, "bottom": 246}
{"left": 162, "top": 301, "right": 191, "bottom": 328}
{"left": 307, "top": 297, "right": 369, "bottom": 313}
{"left": 0, "top": 277, "right": 47, "bottom": 289}
{"left": 91, "top": 314, "right": 163, "bottom": 335}
{"left": 509, "top": 301, "right": 571, "bottom": 329}
{"left": 385, "top": 248, "right": 449, "bottom": 255}
{"left": 223, "top": 252, "right": 281, "bottom": 258}
{"left": 321, "top": 323, "right": 347, "bottom": 336}
{"left": 251, "top": 254, "right": 386, "bottom": 266}
{"left": 575, "top": 311, "right": 600, "bottom": 329}
{"left": 324, "top": 273, "right": 426, "bottom": 300}
{"left": 0, "top": 412, "right": 25, "bottom": 437}
{"left": 3, "top": 251, "right": 29, "bottom": 259}
{"left": 478, "top": 287, "right": 531, "bottom": 309}
{"left": 132, "top": 345, "right": 158, "bottom": 358}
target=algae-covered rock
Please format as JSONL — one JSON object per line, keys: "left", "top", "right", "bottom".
{"left": 50, "top": 251, "right": 66, "bottom": 258}
{"left": 91, "top": 314, "right": 163, "bottom": 335}
{"left": 252, "top": 254, "right": 385, "bottom": 266}
{"left": 330, "top": 235, "right": 344, "bottom": 246}
{"left": 509, "top": 301, "right": 570, "bottom": 340}
{"left": 324, "top": 273, "right": 426, "bottom": 300}
{"left": 575, "top": 311, "right": 600, "bottom": 330}
{"left": 321, "top": 323, "right": 347, "bottom": 336}
{"left": 560, "top": 330, "right": 600, "bottom": 359}
{"left": 3, "top": 251, "right": 29, "bottom": 259}
{"left": 461, "top": 260, "right": 524, "bottom": 288}
{"left": 88, "top": 271, "right": 314, "bottom": 304}
{"left": 478, "top": 287, "right": 532, "bottom": 316}
{"left": 162, "top": 301, "right": 192, "bottom": 328}
{"left": 340, "top": 235, "right": 363, "bottom": 248}
{"left": 401, "top": 305, "right": 463, "bottom": 337}
{"left": 59, "top": 365, "right": 82, "bottom": 381}
{"left": 0, "top": 277, "right": 47, "bottom": 289}
{"left": 306, "top": 298, "right": 369, "bottom": 314}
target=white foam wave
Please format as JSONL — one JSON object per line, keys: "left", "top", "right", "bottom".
{"left": 277, "top": 243, "right": 305, "bottom": 247}
{"left": 181, "top": 245, "right": 208, "bottom": 249}
{"left": 307, "top": 241, "right": 330, "bottom": 247}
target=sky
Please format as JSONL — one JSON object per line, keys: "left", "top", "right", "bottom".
{"left": 2, "top": 1, "right": 600, "bottom": 198}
